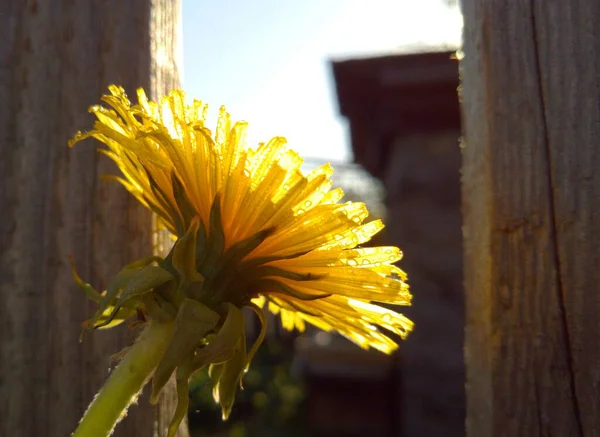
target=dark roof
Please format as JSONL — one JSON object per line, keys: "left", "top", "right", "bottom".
{"left": 331, "top": 51, "right": 461, "bottom": 176}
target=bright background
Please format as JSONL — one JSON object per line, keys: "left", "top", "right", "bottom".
{"left": 182, "top": 0, "right": 461, "bottom": 163}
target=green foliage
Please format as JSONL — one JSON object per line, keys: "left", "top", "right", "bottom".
{"left": 188, "top": 336, "right": 306, "bottom": 437}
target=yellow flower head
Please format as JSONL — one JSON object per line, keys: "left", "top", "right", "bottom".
{"left": 70, "top": 86, "right": 412, "bottom": 434}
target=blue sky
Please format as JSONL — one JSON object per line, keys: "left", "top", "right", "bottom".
{"left": 181, "top": 0, "right": 461, "bottom": 162}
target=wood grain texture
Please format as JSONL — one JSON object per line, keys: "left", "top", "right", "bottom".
{"left": 0, "top": 1, "right": 187, "bottom": 436}
{"left": 461, "top": 1, "right": 600, "bottom": 436}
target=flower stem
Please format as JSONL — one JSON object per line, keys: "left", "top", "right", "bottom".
{"left": 72, "top": 321, "right": 175, "bottom": 437}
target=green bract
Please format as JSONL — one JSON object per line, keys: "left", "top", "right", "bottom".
{"left": 72, "top": 197, "right": 278, "bottom": 435}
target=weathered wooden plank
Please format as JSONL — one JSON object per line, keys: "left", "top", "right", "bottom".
{"left": 461, "top": 1, "right": 600, "bottom": 436}
{"left": 0, "top": 1, "right": 186, "bottom": 436}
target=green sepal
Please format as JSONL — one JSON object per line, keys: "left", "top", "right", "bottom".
{"left": 170, "top": 217, "right": 204, "bottom": 284}
{"left": 245, "top": 302, "right": 267, "bottom": 371}
{"left": 206, "top": 228, "right": 276, "bottom": 295}
{"left": 270, "top": 294, "right": 324, "bottom": 317}
{"left": 143, "top": 165, "right": 187, "bottom": 237}
{"left": 198, "top": 194, "right": 226, "bottom": 279}
{"left": 123, "top": 256, "right": 164, "bottom": 270}
{"left": 167, "top": 357, "right": 193, "bottom": 437}
{"left": 215, "top": 227, "right": 276, "bottom": 274}
{"left": 86, "top": 255, "right": 163, "bottom": 330}
{"left": 190, "top": 303, "right": 244, "bottom": 373}
{"left": 170, "top": 171, "right": 199, "bottom": 234}
{"left": 253, "top": 278, "right": 331, "bottom": 301}
{"left": 95, "top": 265, "right": 174, "bottom": 329}
{"left": 151, "top": 298, "right": 220, "bottom": 403}
{"left": 194, "top": 219, "right": 207, "bottom": 272}
{"left": 248, "top": 265, "right": 325, "bottom": 282}
{"left": 209, "top": 363, "right": 225, "bottom": 403}
{"left": 143, "top": 192, "right": 179, "bottom": 236}
{"left": 206, "top": 304, "right": 247, "bottom": 420}
{"left": 142, "top": 290, "right": 179, "bottom": 323}
{"left": 117, "top": 266, "right": 174, "bottom": 305}
{"left": 216, "top": 323, "right": 247, "bottom": 420}
{"left": 82, "top": 306, "right": 137, "bottom": 331}
{"left": 235, "top": 249, "right": 311, "bottom": 272}
{"left": 69, "top": 255, "right": 102, "bottom": 303}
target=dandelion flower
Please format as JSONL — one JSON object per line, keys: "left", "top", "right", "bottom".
{"left": 69, "top": 86, "right": 412, "bottom": 437}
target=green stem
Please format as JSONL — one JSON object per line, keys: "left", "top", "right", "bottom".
{"left": 72, "top": 321, "right": 175, "bottom": 437}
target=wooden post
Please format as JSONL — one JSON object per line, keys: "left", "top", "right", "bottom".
{"left": 461, "top": 1, "right": 600, "bottom": 435}
{"left": 0, "top": 1, "right": 187, "bottom": 436}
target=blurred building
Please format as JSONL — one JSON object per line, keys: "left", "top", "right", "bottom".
{"left": 297, "top": 51, "right": 463, "bottom": 437}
